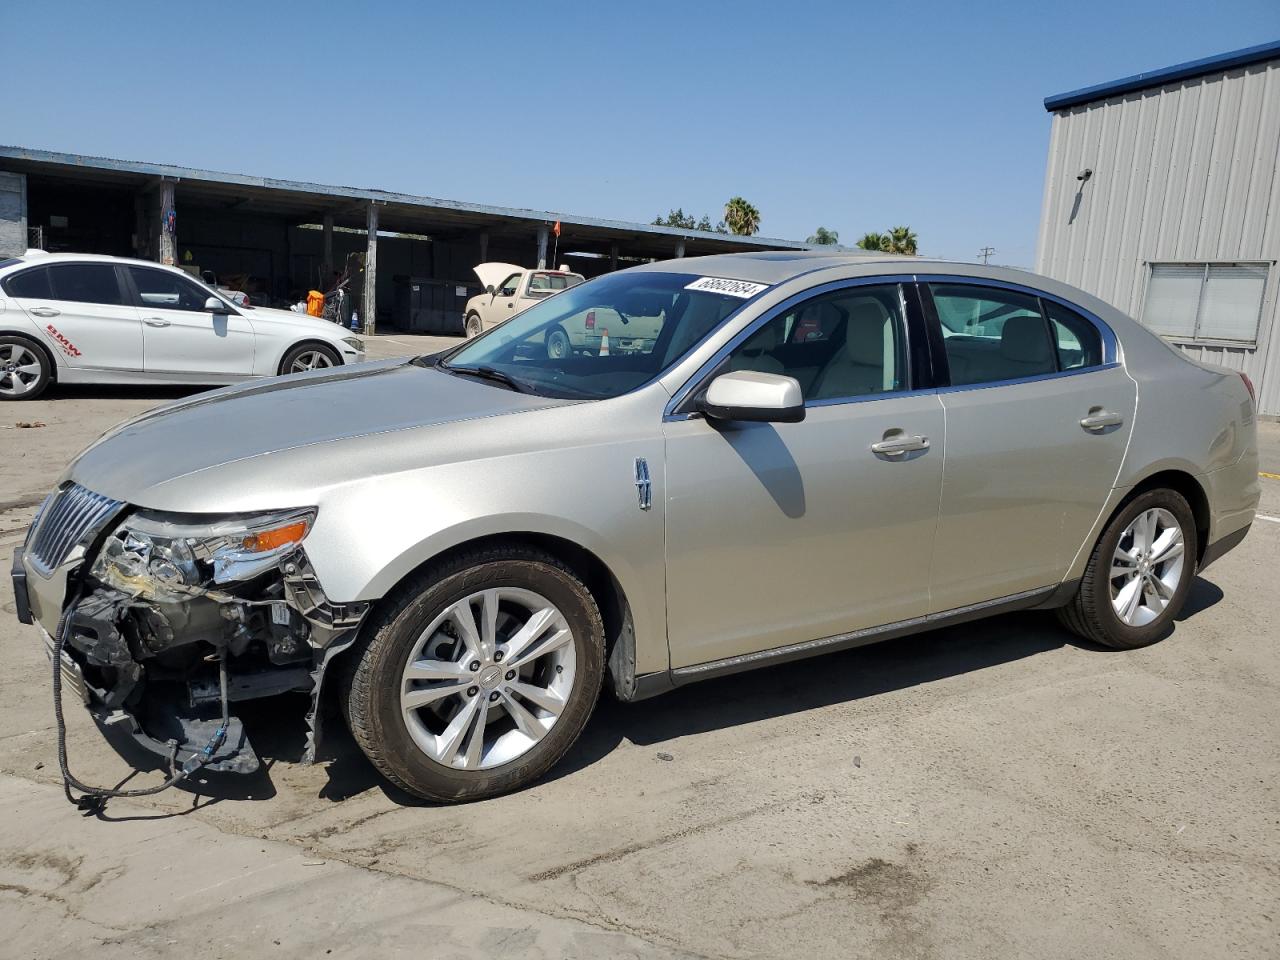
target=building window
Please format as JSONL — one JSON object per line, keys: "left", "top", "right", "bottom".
{"left": 1141, "top": 263, "right": 1269, "bottom": 344}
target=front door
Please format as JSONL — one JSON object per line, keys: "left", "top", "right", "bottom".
{"left": 923, "top": 281, "right": 1136, "bottom": 611}
{"left": 663, "top": 282, "right": 945, "bottom": 669}
{"left": 492, "top": 271, "right": 523, "bottom": 326}
{"left": 8, "top": 261, "right": 143, "bottom": 373}
{"left": 126, "top": 266, "right": 256, "bottom": 377}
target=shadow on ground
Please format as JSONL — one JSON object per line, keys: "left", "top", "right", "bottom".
{"left": 40, "top": 384, "right": 209, "bottom": 403}
{"left": 125, "top": 577, "right": 1226, "bottom": 810}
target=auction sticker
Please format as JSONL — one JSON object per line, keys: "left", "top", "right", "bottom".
{"left": 684, "top": 276, "right": 769, "bottom": 299}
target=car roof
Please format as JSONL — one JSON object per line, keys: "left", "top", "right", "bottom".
{"left": 631, "top": 250, "right": 1153, "bottom": 335}
{"left": 0, "top": 250, "right": 195, "bottom": 274}
{"left": 628, "top": 250, "right": 911, "bottom": 284}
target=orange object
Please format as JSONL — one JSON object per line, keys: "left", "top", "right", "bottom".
{"left": 306, "top": 290, "right": 325, "bottom": 317}
{"left": 241, "top": 519, "right": 310, "bottom": 553}
{"left": 552, "top": 220, "right": 561, "bottom": 238}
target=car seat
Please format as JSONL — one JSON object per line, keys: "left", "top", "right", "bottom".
{"left": 811, "top": 300, "right": 894, "bottom": 398}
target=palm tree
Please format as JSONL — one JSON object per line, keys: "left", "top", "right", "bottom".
{"left": 886, "top": 226, "right": 918, "bottom": 256}
{"left": 856, "top": 231, "right": 887, "bottom": 252}
{"left": 723, "top": 197, "right": 761, "bottom": 236}
{"left": 807, "top": 226, "right": 839, "bottom": 246}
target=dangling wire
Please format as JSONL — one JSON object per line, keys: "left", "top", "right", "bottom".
{"left": 53, "top": 584, "right": 229, "bottom": 813}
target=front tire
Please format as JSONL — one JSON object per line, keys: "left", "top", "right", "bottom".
{"left": 281, "top": 342, "right": 340, "bottom": 375}
{"left": 1057, "top": 488, "right": 1198, "bottom": 649}
{"left": 0, "top": 335, "right": 52, "bottom": 401}
{"left": 465, "top": 313, "right": 483, "bottom": 338}
{"left": 343, "top": 546, "right": 605, "bottom": 802}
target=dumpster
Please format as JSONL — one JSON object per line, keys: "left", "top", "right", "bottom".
{"left": 393, "top": 276, "right": 479, "bottom": 334}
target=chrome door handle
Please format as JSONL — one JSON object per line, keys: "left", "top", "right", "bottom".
{"left": 142, "top": 317, "right": 171, "bottom": 328}
{"left": 871, "top": 435, "right": 930, "bottom": 456}
{"left": 28, "top": 307, "right": 60, "bottom": 318}
{"left": 1080, "top": 411, "right": 1123, "bottom": 431}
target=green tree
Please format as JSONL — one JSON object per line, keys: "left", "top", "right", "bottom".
{"left": 653, "top": 209, "right": 729, "bottom": 233}
{"left": 723, "top": 197, "right": 762, "bottom": 236}
{"left": 886, "top": 225, "right": 918, "bottom": 256}
{"left": 856, "top": 231, "right": 888, "bottom": 251}
{"left": 652, "top": 208, "right": 698, "bottom": 229}
{"left": 807, "top": 226, "right": 839, "bottom": 245}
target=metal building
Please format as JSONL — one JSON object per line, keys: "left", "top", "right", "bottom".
{"left": 1036, "top": 40, "right": 1280, "bottom": 416}
{"left": 0, "top": 146, "right": 809, "bottom": 335}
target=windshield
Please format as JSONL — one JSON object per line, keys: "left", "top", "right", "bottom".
{"left": 439, "top": 271, "right": 758, "bottom": 399}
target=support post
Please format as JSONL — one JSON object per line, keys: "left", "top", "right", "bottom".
{"left": 322, "top": 213, "right": 334, "bottom": 282}
{"left": 157, "top": 179, "right": 177, "bottom": 265}
{"left": 363, "top": 203, "right": 378, "bottom": 336}
{"left": 479, "top": 230, "right": 489, "bottom": 264}
{"left": 0, "top": 172, "right": 27, "bottom": 258}
{"left": 536, "top": 225, "right": 549, "bottom": 269}
{"left": 610, "top": 242, "right": 619, "bottom": 272}
{"left": 674, "top": 238, "right": 686, "bottom": 258}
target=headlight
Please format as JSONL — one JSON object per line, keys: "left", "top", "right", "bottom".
{"left": 342, "top": 337, "right": 364, "bottom": 351}
{"left": 91, "top": 509, "right": 315, "bottom": 600}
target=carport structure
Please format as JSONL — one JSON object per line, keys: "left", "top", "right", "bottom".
{"left": 0, "top": 146, "right": 811, "bottom": 334}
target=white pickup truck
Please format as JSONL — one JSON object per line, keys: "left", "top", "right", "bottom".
{"left": 463, "top": 263, "right": 665, "bottom": 358}
{"left": 464, "top": 263, "right": 584, "bottom": 340}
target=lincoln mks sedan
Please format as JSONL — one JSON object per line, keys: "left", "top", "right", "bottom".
{"left": 12, "top": 252, "right": 1259, "bottom": 802}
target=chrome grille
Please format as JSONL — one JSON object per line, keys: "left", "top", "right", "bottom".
{"left": 26, "top": 484, "right": 125, "bottom": 576}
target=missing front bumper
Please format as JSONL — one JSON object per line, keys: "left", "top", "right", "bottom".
{"left": 42, "top": 624, "right": 257, "bottom": 774}
{"left": 28, "top": 546, "right": 368, "bottom": 780}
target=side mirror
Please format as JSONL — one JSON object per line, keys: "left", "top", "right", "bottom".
{"left": 485, "top": 284, "right": 495, "bottom": 296}
{"left": 205, "top": 296, "right": 233, "bottom": 315}
{"left": 699, "top": 370, "right": 805, "bottom": 424}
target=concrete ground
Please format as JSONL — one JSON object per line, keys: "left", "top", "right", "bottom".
{"left": 0, "top": 344, "right": 1277, "bottom": 959}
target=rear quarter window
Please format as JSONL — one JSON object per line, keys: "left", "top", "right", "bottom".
{"left": 2, "top": 266, "right": 52, "bottom": 299}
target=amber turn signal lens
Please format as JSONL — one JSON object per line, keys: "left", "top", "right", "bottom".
{"left": 240, "top": 520, "right": 310, "bottom": 553}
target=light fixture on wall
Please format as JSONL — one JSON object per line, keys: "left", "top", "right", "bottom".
{"left": 1076, "top": 168, "right": 1093, "bottom": 182}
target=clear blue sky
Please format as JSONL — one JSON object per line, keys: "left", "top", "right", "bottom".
{"left": 5, "top": 1, "right": 1278, "bottom": 265}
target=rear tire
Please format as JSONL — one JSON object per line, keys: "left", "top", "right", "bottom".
{"left": 342, "top": 545, "right": 605, "bottom": 802}
{"left": 546, "top": 326, "right": 570, "bottom": 359}
{"left": 1057, "top": 488, "right": 1198, "bottom": 649}
{"left": 0, "top": 335, "right": 52, "bottom": 401}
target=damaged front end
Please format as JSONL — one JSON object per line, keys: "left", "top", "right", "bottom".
{"left": 30, "top": 501, "right": 367, "bottom": 776}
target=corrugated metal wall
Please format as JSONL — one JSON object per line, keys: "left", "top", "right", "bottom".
{"left": 1036, "top": 58, "right": 1280, "bottom": 415}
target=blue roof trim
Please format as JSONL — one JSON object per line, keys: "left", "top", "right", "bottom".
{"left": 1044, "top": 39, "right": 1280, "bottom": 112}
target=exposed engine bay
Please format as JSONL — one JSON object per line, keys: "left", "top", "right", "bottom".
{"left": 50, "top": 506, "right": 367, "bottom": 776}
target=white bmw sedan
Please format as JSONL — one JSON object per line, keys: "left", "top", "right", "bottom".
{"left": 0, "top": 251, "right": 364, "bottom": 400}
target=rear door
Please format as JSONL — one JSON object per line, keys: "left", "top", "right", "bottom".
{"left": 6, "top": 262, "right": 143, "bottom": 373}
{"left": 125, "top": 265, "right": 255, "bottom": 376}
{"left": 922, "top": 279, "right": 1135, "bottom": 611}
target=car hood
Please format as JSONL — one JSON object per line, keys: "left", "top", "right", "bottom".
{"left": 246, "top": 304, "right": 346, "bottom": 336}
{"left": 473, "top": 262, "right": 522, "bottom": 292}
{"left": 67, "top": 359, "right": 574, "bottom": 504}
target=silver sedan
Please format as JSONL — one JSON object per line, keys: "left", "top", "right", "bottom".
{"left": 13, "top": 252, "right": 1260, "bottom": 803}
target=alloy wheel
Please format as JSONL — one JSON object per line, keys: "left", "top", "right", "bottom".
{"left": 400, "top": 588, "right": 577, "bottom": 770}
{"left": 0, "top": 343, "right": 42, "bottom": 398}
{"left": 1110, "top": 507, "right": 1185, "bottom": 627}
{"left": 289, "top": 350, "right": 335, "bottom": 373}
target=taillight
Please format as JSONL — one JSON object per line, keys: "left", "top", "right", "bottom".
{"left": 1240, "top": 372, "right": 1256, "bottom": 405}
{"left": 585, "top": 310, "right": 595, "bottom": 329}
